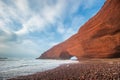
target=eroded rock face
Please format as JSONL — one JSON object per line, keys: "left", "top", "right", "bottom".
{"left": 39, "top": 0, "right": 120, "bottom": 60}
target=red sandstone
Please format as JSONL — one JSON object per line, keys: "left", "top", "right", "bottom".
{"left": 39, "top": 0, "right": 120, "bottom": 60}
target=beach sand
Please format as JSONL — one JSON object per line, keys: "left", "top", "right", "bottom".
{"left": 8, "top": 59, "right": 120, "bottom": 80}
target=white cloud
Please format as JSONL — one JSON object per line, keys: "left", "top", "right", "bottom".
{"left": 83, "top": 0, "right": 98, "bottom": 9}
{"left": 0, "top": 28, "right": 16, "bottom": 42}
{"left": 15, "top": 0, "right": 66, "bottom": 35}
{"left": 16, "top": 15, "right": 45, "bottom": 35}
{"left": 13, "top": 40, "right": 41, "bottom": 55}
{"left": 57, "top": 22, "right": 65, "bottom": 34}
{"left": 68, "top": 0, "right": 82, "bottom": 14}
{"left": 63, "top": 28, "right": 76, "bottom": 40}
{"left": 56, "top": 15, "right": 86, "bottom": 40}
{"left": 0, "top": 20, "right": 5, "bottom": 27}
{"left": 0, "top": 0, "right": 104, "bottom": 58}
{"left": 41, "top": 0, "right": 63, "bottom": 23}
{"left": 71, "top": 15, "right": 86, "bottom": 30}
{"left": 13, "top": 0, "right": 30, "bottom": 13}
{"left": 0, "top": 39, "right": 41, "bottom": 58}
{"left": 0, "top": 0, "right": 96, "bottom": 36}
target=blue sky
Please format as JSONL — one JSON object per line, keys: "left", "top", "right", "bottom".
{"left": 0, "top": 0, "right": 105, "bottom": 58}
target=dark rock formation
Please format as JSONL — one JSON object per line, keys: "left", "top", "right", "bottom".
{"left": 39, "top": 0, "right": 120, "bottom": 60}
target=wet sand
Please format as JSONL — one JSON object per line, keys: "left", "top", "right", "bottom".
{"left": 9, "top": 59, "right": 120, "bottom": 80}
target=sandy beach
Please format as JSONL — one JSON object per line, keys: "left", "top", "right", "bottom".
{"left": 8, "top": 59, "right": 120, "bottom": 80}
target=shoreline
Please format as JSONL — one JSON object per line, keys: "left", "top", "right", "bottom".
{"left": 0, "top": 59, "right": 78, "bottom": 80}
{"left": 8, "top": 59, "right": 120, "bottom": 80}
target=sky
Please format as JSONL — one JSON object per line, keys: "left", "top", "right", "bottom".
{"left": 0, "top": 0, "right": 105, "bottom": 58}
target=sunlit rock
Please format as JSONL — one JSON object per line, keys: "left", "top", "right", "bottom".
{"left": 39, "top": 0, "right": 120, "bottom": 60}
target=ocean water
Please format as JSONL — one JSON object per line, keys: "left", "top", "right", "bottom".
{"left": 0, "top": 59, "right": 78, "bottom": 80}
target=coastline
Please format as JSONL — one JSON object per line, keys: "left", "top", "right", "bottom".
{"left": 8, "top": 59, "right": 120, "bottom": 80}
{"left": 0, "top": 59, "right": 78, "bottom": 80}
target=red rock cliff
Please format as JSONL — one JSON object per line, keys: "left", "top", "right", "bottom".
{"left": 38, "top": 0, "right": 120, "bottom": 59}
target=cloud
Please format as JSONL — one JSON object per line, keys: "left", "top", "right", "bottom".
{"left": 0, "top": 28, "right": 17, "bottom": 43}
{"left": 71, "top": 15, "right": 86, "bottom": 30}
{"left": 0, "top": 0, "right": 98, "bottom": 35}
{"left": 82, "top": 0, "right": 98, "bottom": 9}
{"left": 57, "top": 22, "right": 65, "bottom": 34}
{"left": 16, "top": 15, "right": 45, "bottom": 35}
{"left": 0, "top": 39, "right": 41, "bottom": 58}
{"left": 0, "top": 0, "right": 105, "bottom": 58}
{"left": 15, "top": 0, "right": 66, "bottom": 35}
{"left": 13, "top": 0, "right": 30, "bottom": 13}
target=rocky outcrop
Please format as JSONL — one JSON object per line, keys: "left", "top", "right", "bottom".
{"left": 38, "top": 0, "right": 120, "bottom": 60}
